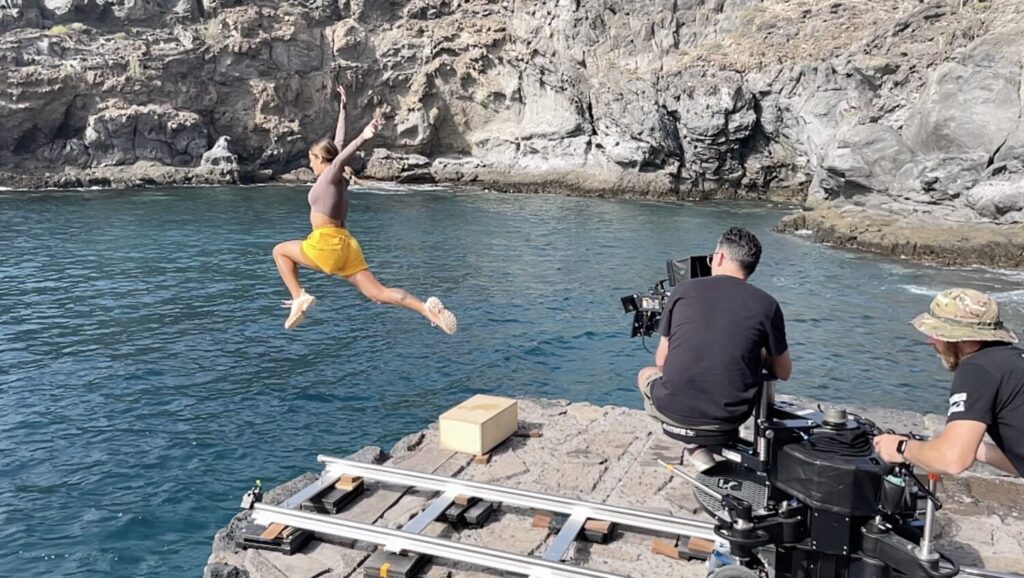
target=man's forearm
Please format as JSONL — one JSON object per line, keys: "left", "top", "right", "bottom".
{"left": 976, "top": 441, "right": 1021, "bottom": 476}
{"left": 904, "top": 438, "right": 973, "bottom": 475}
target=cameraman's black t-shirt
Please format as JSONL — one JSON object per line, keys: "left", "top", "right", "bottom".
{"left": 946, "top": 343, "right": 1024, "bottom": 476}
{"left": 653, "top": 275, "right": 788, "bottom": 427}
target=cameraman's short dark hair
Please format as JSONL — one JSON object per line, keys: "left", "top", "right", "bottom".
{"left": 717, "top": 227, "right": 762, "bottom": 276}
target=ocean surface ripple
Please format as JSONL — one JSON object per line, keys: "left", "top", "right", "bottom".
{"left": 0, "top": 185, "right": 1020, "bottom": 576}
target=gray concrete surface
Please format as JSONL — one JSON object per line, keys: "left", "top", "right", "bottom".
{"left": 205, "top": 398, "right": 1024, "bottom": 577}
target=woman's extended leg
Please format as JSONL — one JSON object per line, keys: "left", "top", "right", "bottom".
{"left": 346, "top": 269, "right": 457, "bottom": 334}
{"left": 273, "top": 240, "right": 319, "bottom": 329}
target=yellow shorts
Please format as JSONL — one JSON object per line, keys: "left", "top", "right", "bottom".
{"left": 300, "top": 226, "right": 369, "bottom": 278}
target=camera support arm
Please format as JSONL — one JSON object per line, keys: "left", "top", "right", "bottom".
{"left": 861, "top": 517, "right": 959, "bottom": 578}
{"left": 918, "top": 472, "right": 941, "bottom": 562}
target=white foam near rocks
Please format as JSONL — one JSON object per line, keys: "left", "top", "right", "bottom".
{"left": 900, "top": 284, "right": 939, "bottom": 297}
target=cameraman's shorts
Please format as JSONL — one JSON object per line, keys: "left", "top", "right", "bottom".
{"left": 301, "top": 226, "right": 369, "bottom": 278}
{"left": 639, "top": 370, "right": 735, "bottom": 433}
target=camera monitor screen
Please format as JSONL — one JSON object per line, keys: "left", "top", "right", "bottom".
{"left": 666, "top": 256, "right": 711, "bottom": 286}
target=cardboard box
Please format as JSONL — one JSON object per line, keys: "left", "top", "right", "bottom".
{"left": 439, "top": 395, "right": 518, "bottom": 455}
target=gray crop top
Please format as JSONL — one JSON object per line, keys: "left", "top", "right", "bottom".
{"left": 307, "top": 108, "right": 368, "bottom": 223}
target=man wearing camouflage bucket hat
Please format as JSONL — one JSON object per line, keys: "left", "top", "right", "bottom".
{"left": 874, "top": 288, "right": 1023, "bottom": 477}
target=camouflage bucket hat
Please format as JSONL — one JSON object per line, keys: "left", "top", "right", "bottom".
{"left": 911, "top": 288, "right": 1018, "bottom": 343}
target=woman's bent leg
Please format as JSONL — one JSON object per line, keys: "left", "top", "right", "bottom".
{"left": 273, "top": 240, "right": 317, "bottom": 299}
{"left": 273, "top": 240, "right": 319, "bottom": 329}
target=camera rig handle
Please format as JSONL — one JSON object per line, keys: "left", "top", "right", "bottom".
{"left": 884, "top": 432, "right": 943, "bottom": 512}
{"left": 912, "top": 469, "right": 943, "bottom": 512}
{"left": 722, "top": 494, "right": 753, "bottom": 527}
{"left": 715, "top": 494, "right": 771, "bottom": 560}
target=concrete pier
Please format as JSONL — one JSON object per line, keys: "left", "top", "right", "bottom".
{"left": 204, "top": 398, "right": 1024, "bottom": 577}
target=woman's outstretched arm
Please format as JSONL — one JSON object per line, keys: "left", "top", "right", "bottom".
{"left": 333, "top": 86, "right": 347, "bottom": 148}
{"left": 331, "top": 113, "right": 382, "bottom": 170}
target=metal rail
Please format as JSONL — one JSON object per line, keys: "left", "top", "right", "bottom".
{"left": 253, "top": 457, "right": 1022, "bottom": 578}
{"left": 281, "top": 471, "right": 342, "bottom": 509}
{"left": 251, "top": 503, "right": 625, "bottom": 578}
{"left": 317, "top": 455, "right": 718, "bottom": 541}
{"left": 959, "top": 569, "right": 1024, "bottom": 578}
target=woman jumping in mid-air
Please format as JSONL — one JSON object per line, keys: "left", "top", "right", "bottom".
{"left": 272, "top": 86, "right": 458, "bottom": 333}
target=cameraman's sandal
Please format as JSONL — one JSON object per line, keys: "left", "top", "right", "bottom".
{"left": 637, "top": 227, "right": 791, "bottom": 473}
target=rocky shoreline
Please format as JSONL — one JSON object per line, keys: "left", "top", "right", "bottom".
{"left": 4, "top": 1, "right": 1024, "bottom": 268}
{"left": 203, "top": 397, "right": 1024, "bottom": 578}
{"left": 4, "top": 166, "right": 1019, "bottom": 269}
{"left": 777, "top": 207, "right": 1024, "bottom": 269}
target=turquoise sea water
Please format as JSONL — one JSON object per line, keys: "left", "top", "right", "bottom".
{"left": 1, "top": 185, "right": 1021, "bottom": 576}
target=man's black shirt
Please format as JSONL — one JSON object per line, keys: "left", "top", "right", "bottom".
{"left": 653, "top": 275, "right": 788, "bottom": 427}
{"left": 947, "top": 343, "right": 1024, "bottom": 476}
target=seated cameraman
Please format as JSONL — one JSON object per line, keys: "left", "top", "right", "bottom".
{"left": 637, "top": 227, "right": 791, "bottom": 471}
{"left": 874, "top": 289, "right": 1022, "bottom": 477}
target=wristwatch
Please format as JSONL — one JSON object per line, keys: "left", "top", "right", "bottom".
{"left": 896, "top": 438, "right": 910, "bottom": 462}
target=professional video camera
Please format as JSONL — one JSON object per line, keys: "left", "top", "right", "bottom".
{"left": 620, "top": 256, "right": 711, "bottom": 338}
{"left": 625, "top": 256, "right": 966, "bottom": 577}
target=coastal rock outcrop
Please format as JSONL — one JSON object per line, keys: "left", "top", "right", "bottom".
{"left": 776, "top": 206, "right": 1024, "bottom": 268}
{"left": 201, "top": 136, "right": 237, "bottom": 168}
{"left": 965, "top": 178, "right": 1024, "bottom": 225}
{"left": 1, "top": 0, "right": 1023, "bottom": 264}
{"left": 84, "top": 104, "right": 209, "bottom": 167}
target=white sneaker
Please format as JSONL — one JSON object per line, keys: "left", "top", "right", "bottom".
{"left": 284, "top": 291, "right": 316, "bottom": 329}
{"left": 424, "top": 296, "right": 457, "bottom": 334}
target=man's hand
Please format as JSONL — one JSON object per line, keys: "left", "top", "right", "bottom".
{"left": 361, "top": 114, "right": 382, "bottom": 140}
{"left": 337, "top": 86, "right": 347, "bottom": 106}
{"left": 873, "top": 434, "right": 909, "bottom": 464}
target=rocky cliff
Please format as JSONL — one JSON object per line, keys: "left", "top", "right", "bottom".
{"left": 2, "top": 1, "right": 1023, "bottom": 264}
